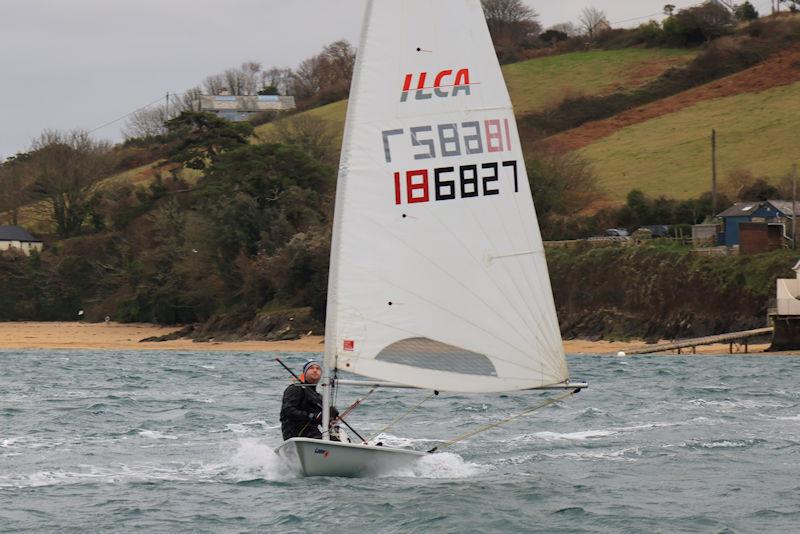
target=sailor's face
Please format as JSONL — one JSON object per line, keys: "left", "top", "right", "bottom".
{"left": 305, "top": 365, "right": 322, "bottom": 384}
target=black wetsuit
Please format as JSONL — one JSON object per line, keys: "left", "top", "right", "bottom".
{"left": 280, "top": 383, "right": 325, "bottom": 440}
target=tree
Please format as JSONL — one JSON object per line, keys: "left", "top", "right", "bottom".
{"left": 549, "top": 22, "right": 578, "bottom": 37}
{"left": 123, "top": 104, "right": 172, "bottom": 139}
{"left": 738, "top": 178, "right": 778, "bottom": 201}
{"left": 527, "top": 148, "right": 602, "bottom": 221}
{"left": 540, "top": 29, "right": 569, "bottom": 46}
{"left": 579, "top": 7, "right": 608, "bottom": 38}
{"left": 196, "top": 143, "right": 333, "bottom": 285}
{"left": 165, "top": 112, "right": 253, "bottom": 170}
{"left": 28, "top": 130, "right": 115, "bottom": 238}
{"left": 262, "top": 67, "right": 293, "bottom": 96}
{"left": 202, "top": 61, "right": 269, "bottom": 96}
{"left": 0, "top": 153, "right": 32, "bottom": 225}
{"left": 266, "top": 114, "right": 339, "bottom": 166}
{"left": 664, "top": 4, "right": 677, "bottom": 17}
{"left": 292, "top": 40, "right": 356, "bottom": 105}
{"left": 481, "top": 0, "right": 542, "bottom": 61}
{"left": 735, "top": 1, "right": 759, "bottom": 20}
{"left": 664, "top": 3, "right": 735, "bottom": 45}
{"left": 123, "top": 88, "right": 202, "bottom": 140}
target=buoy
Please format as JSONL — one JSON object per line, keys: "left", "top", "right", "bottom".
{"left": 617, "top": 351, "right": 626, "bottom": 357}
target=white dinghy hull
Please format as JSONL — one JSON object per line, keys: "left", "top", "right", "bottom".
{"left": 276, "top": 438, "right": 426, "bottom": 477}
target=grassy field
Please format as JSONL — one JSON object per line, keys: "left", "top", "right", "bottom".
{"left": 578, "top": 80, "right": 800, "bottom": 200}
{"left": 254, "top": 48, "right": 694, "bottom": 144}
{"left": 503, "top": 48, "right": 695, "bottom": 115}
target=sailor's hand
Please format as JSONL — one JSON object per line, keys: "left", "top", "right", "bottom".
{"left": 330, "top": 407, "right": 340, "bottom": 419}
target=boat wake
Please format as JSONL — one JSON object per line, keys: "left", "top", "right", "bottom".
{"left": 224, "top": 437, "right": 296, "bottom": 481}
{"left": 378, "top": 452, "right": 487, "bottom": 479}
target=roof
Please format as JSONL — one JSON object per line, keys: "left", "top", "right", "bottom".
{"left": 0, "top": 226, "right": 42, "bottom": 242}
{"left": 196, "top": 94, "right": 296, "bottom": 112}
{"left": 717, "top": 202, "right": 761, "bottom": 218}
{"left": 717, "top": 200, "right": 797, "bottom": 218}
{"left": 766, "top": 200, "right": 797, "bottom": 216}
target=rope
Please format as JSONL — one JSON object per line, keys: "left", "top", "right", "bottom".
{"left": 427, "top": 388, "right": 580, "bottom": 453}
{"left": 368, "top": 390, "right": 438, "bottom": 443}
{"left": 334, "top": 387, "right": 376, "bottom": 423}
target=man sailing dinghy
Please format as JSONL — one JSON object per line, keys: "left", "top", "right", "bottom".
{"left": 276, "top": 0, "right": 586, "bottom": 478}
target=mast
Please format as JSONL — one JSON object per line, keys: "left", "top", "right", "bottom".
{"left": 320, "top": 0, "right": 376, "bottom": 439}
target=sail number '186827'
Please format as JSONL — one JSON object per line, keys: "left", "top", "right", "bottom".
{"left": 382, "top": 119, "right": 519, "bottom": 205}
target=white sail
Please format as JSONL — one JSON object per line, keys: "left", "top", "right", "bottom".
{"left": 323, "top": 0, "right": 569, "bottom": 393}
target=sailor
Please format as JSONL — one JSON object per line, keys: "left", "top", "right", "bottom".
{"left": 280, "top": 360, "right": 339, "bottom": 440}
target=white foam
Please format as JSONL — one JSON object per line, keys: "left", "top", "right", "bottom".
{"left": 513, "top": 429, "right": 617, "bottom": 442}
{"left": 697, "top": 440, "right": 751, "bottom": 449}
{"left": 545, "top": 446, "right": 641, "bottom": 462}
{"left": 138, "top": 430, "right": 178, "bottom": 440}
{"left": 1, "top": 437, "right": 21, "bottom": 448}
{"left": 369, "top": 433, "right": 436, "bottom": 448}
{"left": 379, "top": 452, "right": 487, "bottom": 479}
{"left": 225, "top": 438, "right": 296, "bottom": 481}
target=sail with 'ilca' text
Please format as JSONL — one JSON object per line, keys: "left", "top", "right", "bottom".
{"left": 323, "top": 0, "right": 569, "bottom": 393}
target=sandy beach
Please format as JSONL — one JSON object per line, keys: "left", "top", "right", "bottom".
{"left": 0, "top": 322, "right": 773, "bottom": 355}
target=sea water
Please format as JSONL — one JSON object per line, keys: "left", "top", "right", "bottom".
{"left": 2, "top": 350, "right": 799, "bottom": 532}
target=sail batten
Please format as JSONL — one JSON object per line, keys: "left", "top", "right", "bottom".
{"left": 324, "top": 0, "right": 569, "bottom": 393}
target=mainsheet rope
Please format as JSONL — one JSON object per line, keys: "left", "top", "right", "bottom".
{"left": 427, "top": 388, "right": 581, "bottom": 453}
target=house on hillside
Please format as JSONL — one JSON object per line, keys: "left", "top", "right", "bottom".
{"left": 717, "top": 200, "right": 795, "bottom": 252}
{"left": 194, "top": 94, "right": 296, "bottom": 122}
{"left": 0, "top": 226, "right": 43, "bottom": 255}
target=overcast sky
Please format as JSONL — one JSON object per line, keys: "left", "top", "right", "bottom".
{"left": 0, "top": 0, "right": 770, "bottom": 160}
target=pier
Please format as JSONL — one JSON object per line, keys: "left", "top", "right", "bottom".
{"left": 626, "top": 327, "right": 775, "bottom": 354}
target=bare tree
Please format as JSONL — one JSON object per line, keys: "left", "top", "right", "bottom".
{"left": 179, "top": 86, "right": 203, "bottom": 111}
{"left": 28, "top": 130, "right": 116, "bottom": 238}
{"left": 548, "top": 22, "right": 578, "bottom": 37}
{"left": 291, "top": 40, "right": 356, "bottom": 104}
{"left": 263, "top": 67, "right": 293, "bottom": 95}
{"left": 203, "top": 73, "right": 227, "bottom": 95}
{"left": 203, "top": 61, "right": 269, "bottom": 96}
{"left": 579, "top": 6, "right": 608, "bottom": 38}
{"left": 481, "top": 0, "right": 542, "bottom": 62}
{"left": 123, "top": 105, "right": 171, "bottom": 139}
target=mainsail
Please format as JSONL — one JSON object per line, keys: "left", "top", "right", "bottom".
{"left": 324, "top": 0, "right": 569, "bottom": 393}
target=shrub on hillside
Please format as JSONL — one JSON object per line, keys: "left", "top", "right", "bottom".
{"left": 662, "top": 3, "right": 736, "bottom": 46}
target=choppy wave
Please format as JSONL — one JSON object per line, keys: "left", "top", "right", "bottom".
{"left": 3, "top": 350, "right": 800, "bottom": 532}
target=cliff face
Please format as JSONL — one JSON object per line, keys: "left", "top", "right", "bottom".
{"left": 547, "top": 245, "right": 796, "bottom": 341}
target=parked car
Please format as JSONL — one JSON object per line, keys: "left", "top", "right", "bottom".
{"left": 605, "top": 228, "right": 629, "bottom": 237}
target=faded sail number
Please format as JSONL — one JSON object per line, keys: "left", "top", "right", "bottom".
{"left": 383, "top": 120, "right": 519, "bottom": 205}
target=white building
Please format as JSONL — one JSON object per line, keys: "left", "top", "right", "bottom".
{"left": 194, "top": 94, "right": 296, "bottom": 122}
{"left": 0, "top": 226, "right": 43, "bottom": 255}
{"left": 777, "top": 260, "right": 800, "bottom": 315}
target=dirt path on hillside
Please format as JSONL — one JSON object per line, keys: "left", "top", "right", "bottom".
{"left": 543, "top": 47, "right": 800, "bottom": 152}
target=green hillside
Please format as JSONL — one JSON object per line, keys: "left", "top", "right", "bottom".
{"left": 503, "top": 48, "right": 694, "bottom": 114}
{"left": 578, "top": 81, "right": 800, "bottom": 200}
{"left": 254, "top": 48, "right": 694, "bottom": 143}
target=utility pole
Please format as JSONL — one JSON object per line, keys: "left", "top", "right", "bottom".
{"left": 793, "top": 163, "right": 798, "bottom": 250}
{"left": 711, "top": 129, "right": 718, "bottom": 219}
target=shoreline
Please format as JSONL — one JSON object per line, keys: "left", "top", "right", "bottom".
{"left": 0, "top": 321, "right": 784, "bottom": 355}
